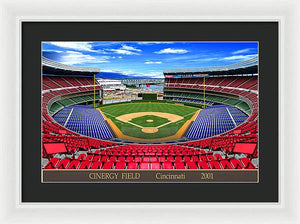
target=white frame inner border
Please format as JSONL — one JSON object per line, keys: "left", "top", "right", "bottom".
{"left": 1, "top": 0, "right": 299, "bottom": 223}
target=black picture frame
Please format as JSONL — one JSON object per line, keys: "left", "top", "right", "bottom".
{"left": 22, "top": 22, "right": 278, "bottom": 202}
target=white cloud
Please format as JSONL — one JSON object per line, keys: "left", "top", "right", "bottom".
{"left": 221, "top": 54, "right": 257, "bottom": 61}
{"left": 108, "top": 49, "right": 139, "bottom": 55}
{"left": 232, "top": 48, "right": 254, "bottom": 54}
{"left": 189, "top": 57, "right": 220, "bottom": 62}
{"left": 189, "top": 54, "right": 257, "bottom": 62}
{"left": 110, "top": 56, "right": 123, "bottom": 59}
{"left": 121, "top": 44, "right": 141, "bottom": 52}
{"left": 106, "top": 45, "right": 142, "bottom": 55}
{"left": 145, "top": 61, "right": 162, "bottom": 64}
{"left": 59, "top": 51, "right": 110, "bottom": 65}
{"left": 47, "top": 42, "right": 99, "bottom": 52}
{"left": 43, "top": 49, "right": 64, "bottom": 53}
{"left": 100, "top": 69, "right": 119, "bottom": 73}
{"left": 155, "top": 48, "right": 188, "bottom": 54}
{"left": 146, "top": 72, "right": 163, "bottom": 78}
{"left": 164, "top": 55, "right": 201, "bottom": 62}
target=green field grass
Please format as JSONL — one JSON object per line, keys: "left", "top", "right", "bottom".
{"left": 100, "top": 102, "right": 198, "bottom": 139}
{"left": 130, "top": 115, "right": 169, "bottom": 127}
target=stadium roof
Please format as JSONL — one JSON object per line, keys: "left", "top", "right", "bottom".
{"left": 163, "top": 56, "right": 258, "bottom": 75}
{"left": 42, "top": 56, "right": 101, "bottom": 76}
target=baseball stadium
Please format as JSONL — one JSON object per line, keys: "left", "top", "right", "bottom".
{"left": 42, "top": 52, "right": 258, "bottom": 170}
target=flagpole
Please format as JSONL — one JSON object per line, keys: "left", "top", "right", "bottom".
{"left": 94, "top": 74, "right": 96, "bottom": 109}
{"left": 203, "top": 77, "right": 205, "bottom": 108}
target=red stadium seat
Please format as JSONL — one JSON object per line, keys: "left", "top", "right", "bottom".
{"left": 183, "top": 156, "right": 191, "bottom": 162}
{"left": 134, "top": 156, "right": 142, "bottom": 162}
{"left": 92, "top": 155, "right": 101, "bottom": 162}
{"left": 220, "top": 159, "right": 233, "bottom": 169}
{"left": 44, "top": 157, "right": 60, "bottom": 169}
{"left": 77, "top": 154, "right": 86, "bottom": 160}
{"left": 100, "top": 156, "right": 109, "bottom": 162}
{"left": 140, "top": 162, "right": 150, "bottom": 169}
{"left": 109, "top": 156, "right": 117, "bottom": 162}
{"left": 56, "top": 158, "right": 70, "bottom": 169}
{"left": 230, "top": 158, "right": 244, "bottom": 169}
{"left": 214, "top": 154, "right": 223, "bottom": 160}
{"left": 174, "top": 161, "right": 185, "bottom": 169}
{"left": 175, "top": 156, "right": 183, "bottom": 162}
{"left": 79, "top": 160, "right": 92, "bottom": 169}
{"left": 198, "top": 161, "right": 210, "bottom": 169}
{"left": 167, "top": 156, "right": 175, "bottom": 162}
{"left": 162, "top": 161, "right": 173, "bottom": 169}
{"left": 158, "top": 156, "right": 166, "bottom": 162}
{"left": 127, "top": 162, "right": 138, "bottom": 169}
{"left": 90, "top": 161, "right": 102, "bottom": 169}
{"left": 187, "top": 161, "right": 198, "bottom": 169}
{"left": 85, "top": 154, "right": 93, "bottom": 161}
{"left": 94, "top": 150, "right": 101, "bottom": 154}
{"left": 191, "top": 156, "right": 199, "bottom": 162}
{"left": 66, "top": 159, "right": 80, "bottom": 169}
{"left": 118, "top": 156, "right": 125, "bottom": 162}
{"left": 151, "top": 162, "right": 161, "bottom": 169}
{"left": 102, "top": 161, "right": 114, "bottom": 169}
{"left": 142, "top": 157, "right": 150, "bottom": 162}
{"left": 126, "top": 156, "right": 134, "bottom": 162}
{"left": 199, "top": 155, "right": 207, "bottom": 162}
{"left": 207, "top": 154, "right": 215, "bottom": 161}
{"left": 150, "top": 156, "right": 158, "bottom": 162}
{"left": 115, "top": 162, "right": 126, "bottom": 169}
{"left": 208, "top": 161, "right": 221, "bottom": 169}
{"left": 240, "top": 158, "right": 256, "bottom": 169}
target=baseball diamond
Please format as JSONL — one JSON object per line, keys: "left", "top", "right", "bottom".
{"left": 99, "top": 102, "right": 200, "bottom": 140}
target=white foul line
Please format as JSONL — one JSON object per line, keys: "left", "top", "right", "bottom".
{"left": 64, "top": 108, "right": 74, "bottom": 127}
{"left": 226, "top": 107, "right": 237, "bottom": 127}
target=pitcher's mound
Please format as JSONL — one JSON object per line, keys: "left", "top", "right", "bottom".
{"left": 146, "top": 119, "right": 153, "bottom": 123}
{"left": 142, "top": 127, "right": 158, "bottom": 133}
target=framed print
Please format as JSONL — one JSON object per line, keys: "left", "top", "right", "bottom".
{"left": 2, "top": 0, "right": 300, "bottom": 223}
{"left": 22, "top": 22, "right": 276, "bottom": 202}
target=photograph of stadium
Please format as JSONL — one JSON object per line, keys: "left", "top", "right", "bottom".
{"left": 41, "top": 42, "right": 258, "bottom": 182}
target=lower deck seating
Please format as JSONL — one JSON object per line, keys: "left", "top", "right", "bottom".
{"left": 43, "top": 144, "right": 257, "bottom": 169}
{"left": 44, "top": 150, "right": 256, "bottom": 170}
{"left": 186, "top": 105, "right": 248, "bottom": 139}
{"left": 53, "top": 105, "right": 113, "bottom": 139}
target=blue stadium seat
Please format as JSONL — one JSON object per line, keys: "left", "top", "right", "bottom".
{"left": 53, "top": 105, "right": 113, "bottom": 140}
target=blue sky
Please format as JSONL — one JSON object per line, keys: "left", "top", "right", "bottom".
{"left": 42, "top": 42, "right": 258, "bottom": 78}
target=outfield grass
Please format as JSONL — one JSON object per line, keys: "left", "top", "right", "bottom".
{"left": 100, "top": 102, "right": 199, "bottom": 139}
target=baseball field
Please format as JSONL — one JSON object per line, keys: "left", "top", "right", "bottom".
{"left": 98, "top": 102, "right": 200, "bottom": 141}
